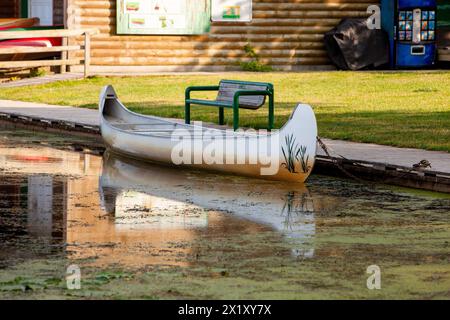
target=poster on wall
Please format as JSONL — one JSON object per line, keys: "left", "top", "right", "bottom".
{"left": 212, "top": 0, "right": 252, "bottom": 22}
{"left": 117, "top": 0, "right": 211, "bottom": 35}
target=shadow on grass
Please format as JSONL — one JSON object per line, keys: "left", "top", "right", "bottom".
{"left": 318, "top": 110, "right": 450, "bottom": 152}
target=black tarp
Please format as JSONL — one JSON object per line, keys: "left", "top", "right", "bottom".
{"left": 324, "top": 18, "right": 389, "bottom": 70}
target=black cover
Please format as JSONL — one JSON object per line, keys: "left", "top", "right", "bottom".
{"left": 324, "top": 18, "right": 389, "bottom": 70}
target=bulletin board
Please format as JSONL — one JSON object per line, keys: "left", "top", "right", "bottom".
{"left": 212, "top": 0, "right": 252, "bottom": 22}
{"left": 117, "top": 0, "right": 211, "bottom": 35}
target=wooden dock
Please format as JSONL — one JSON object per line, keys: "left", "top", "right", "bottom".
{"left": 0, "top": 99, "right": 449, "bottom": 193}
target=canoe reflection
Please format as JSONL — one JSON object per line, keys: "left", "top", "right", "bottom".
{"left": 0, "top": 141, "right": 318, "bottom": 268}
{"left": 100, "top": 152, "right": 317, "bottom": 258}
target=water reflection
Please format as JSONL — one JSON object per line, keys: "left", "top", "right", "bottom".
{"left": 100, "top": 152, "right": 317, "bottom": 258}
{"left": 0, "top": 141, "right": 320, "bottom": 268}
{"left": 0, "top": 145, "right": 102, "bottom": 266}
{"left": 0, "top": 145, "right": 98, "bottom": 176}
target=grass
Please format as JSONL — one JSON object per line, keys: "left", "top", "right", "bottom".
{"left": 0, "top": 71, "right": 449, "bottom": 151}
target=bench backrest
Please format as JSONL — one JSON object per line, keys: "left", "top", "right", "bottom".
{"left": 216, "top": 80, "right": 271, "bottom": 110}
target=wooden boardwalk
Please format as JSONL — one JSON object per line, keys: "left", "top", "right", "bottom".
{"left": 0, "top": 99, "right": 449, "bottom": 192}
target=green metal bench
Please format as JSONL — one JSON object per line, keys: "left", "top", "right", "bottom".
{"left": 185, "top": 80, "right": 274, "bottom": 131}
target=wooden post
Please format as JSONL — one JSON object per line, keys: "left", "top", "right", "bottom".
{"left": 60, "top": 37, "right": 68, "bottom": 73}
{"left": 84, "top": 32, "right": 91, "bottom": 78}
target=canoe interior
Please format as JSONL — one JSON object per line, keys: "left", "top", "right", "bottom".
{"left": 103, "top": 97, "right": 265, "bottom": 137}
{"left": 103, "top": 97, "right": 187, "bottom": 135}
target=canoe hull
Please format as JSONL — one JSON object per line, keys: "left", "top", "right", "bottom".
{"left": 99, "top": 85, "right": 318, "bottom": 182}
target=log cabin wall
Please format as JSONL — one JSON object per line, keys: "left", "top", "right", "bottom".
{"left": 67, "top": 0, "right": 379, "bottom": 72}
{"left": 0, "top": 0, "right": 19, "bottom": 18}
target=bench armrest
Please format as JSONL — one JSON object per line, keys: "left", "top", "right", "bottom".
{"left": 232, "top": 90, "right": 275, "bottom": 131}
{"left": 232, "top": 90, "right": 273, "bottom": 106}
{"left": 185, "top": 85, "right": 220, "bottom": 99}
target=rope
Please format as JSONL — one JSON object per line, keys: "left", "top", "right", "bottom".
{"left": 316, "top": 137, "right": 438, "bottom": 186}
{"left": 316, "top": 136, "right": 372, "bottom": 185}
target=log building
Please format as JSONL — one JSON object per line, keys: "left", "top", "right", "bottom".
{"left": 2, "top": 0, "right": 376, "bottom": 72}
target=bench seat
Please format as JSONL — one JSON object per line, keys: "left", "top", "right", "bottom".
{"left": 185, "top": 80, "right": 274, "bottom": 131}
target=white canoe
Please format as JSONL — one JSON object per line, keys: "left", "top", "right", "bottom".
{"left": 99, "top": 85, "right": 318, "bottom": 182}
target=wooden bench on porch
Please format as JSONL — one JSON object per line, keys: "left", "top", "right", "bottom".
{"left": 185, "top": 80, "right": 274, "bottom": 131}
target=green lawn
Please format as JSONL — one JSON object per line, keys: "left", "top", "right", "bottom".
{"left": 0, "top": 71, "right": 449, "bottom": 151}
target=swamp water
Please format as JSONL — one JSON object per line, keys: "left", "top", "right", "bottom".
{"left": 0, "top": 125, "right": 449, "bottom": 299}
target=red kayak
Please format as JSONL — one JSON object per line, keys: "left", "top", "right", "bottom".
{"left": 0, "top": 19, "right": 62, "bottom": 61}
{"left": 0, "top": 37, "right": 62, "bottom": 47}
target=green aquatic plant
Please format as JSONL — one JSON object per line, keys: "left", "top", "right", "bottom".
{"left": 281, "top": 135, "right": 311, "bottom": 174}
{"left": 281, "top": 134, "right": 299, "bottom": 173}
{"left": 297, "top": 145, "right": 311, "bottom": 174}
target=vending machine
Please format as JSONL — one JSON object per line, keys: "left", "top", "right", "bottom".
{"left": 381, "top": 0, "right": 437, "bottom": 68}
